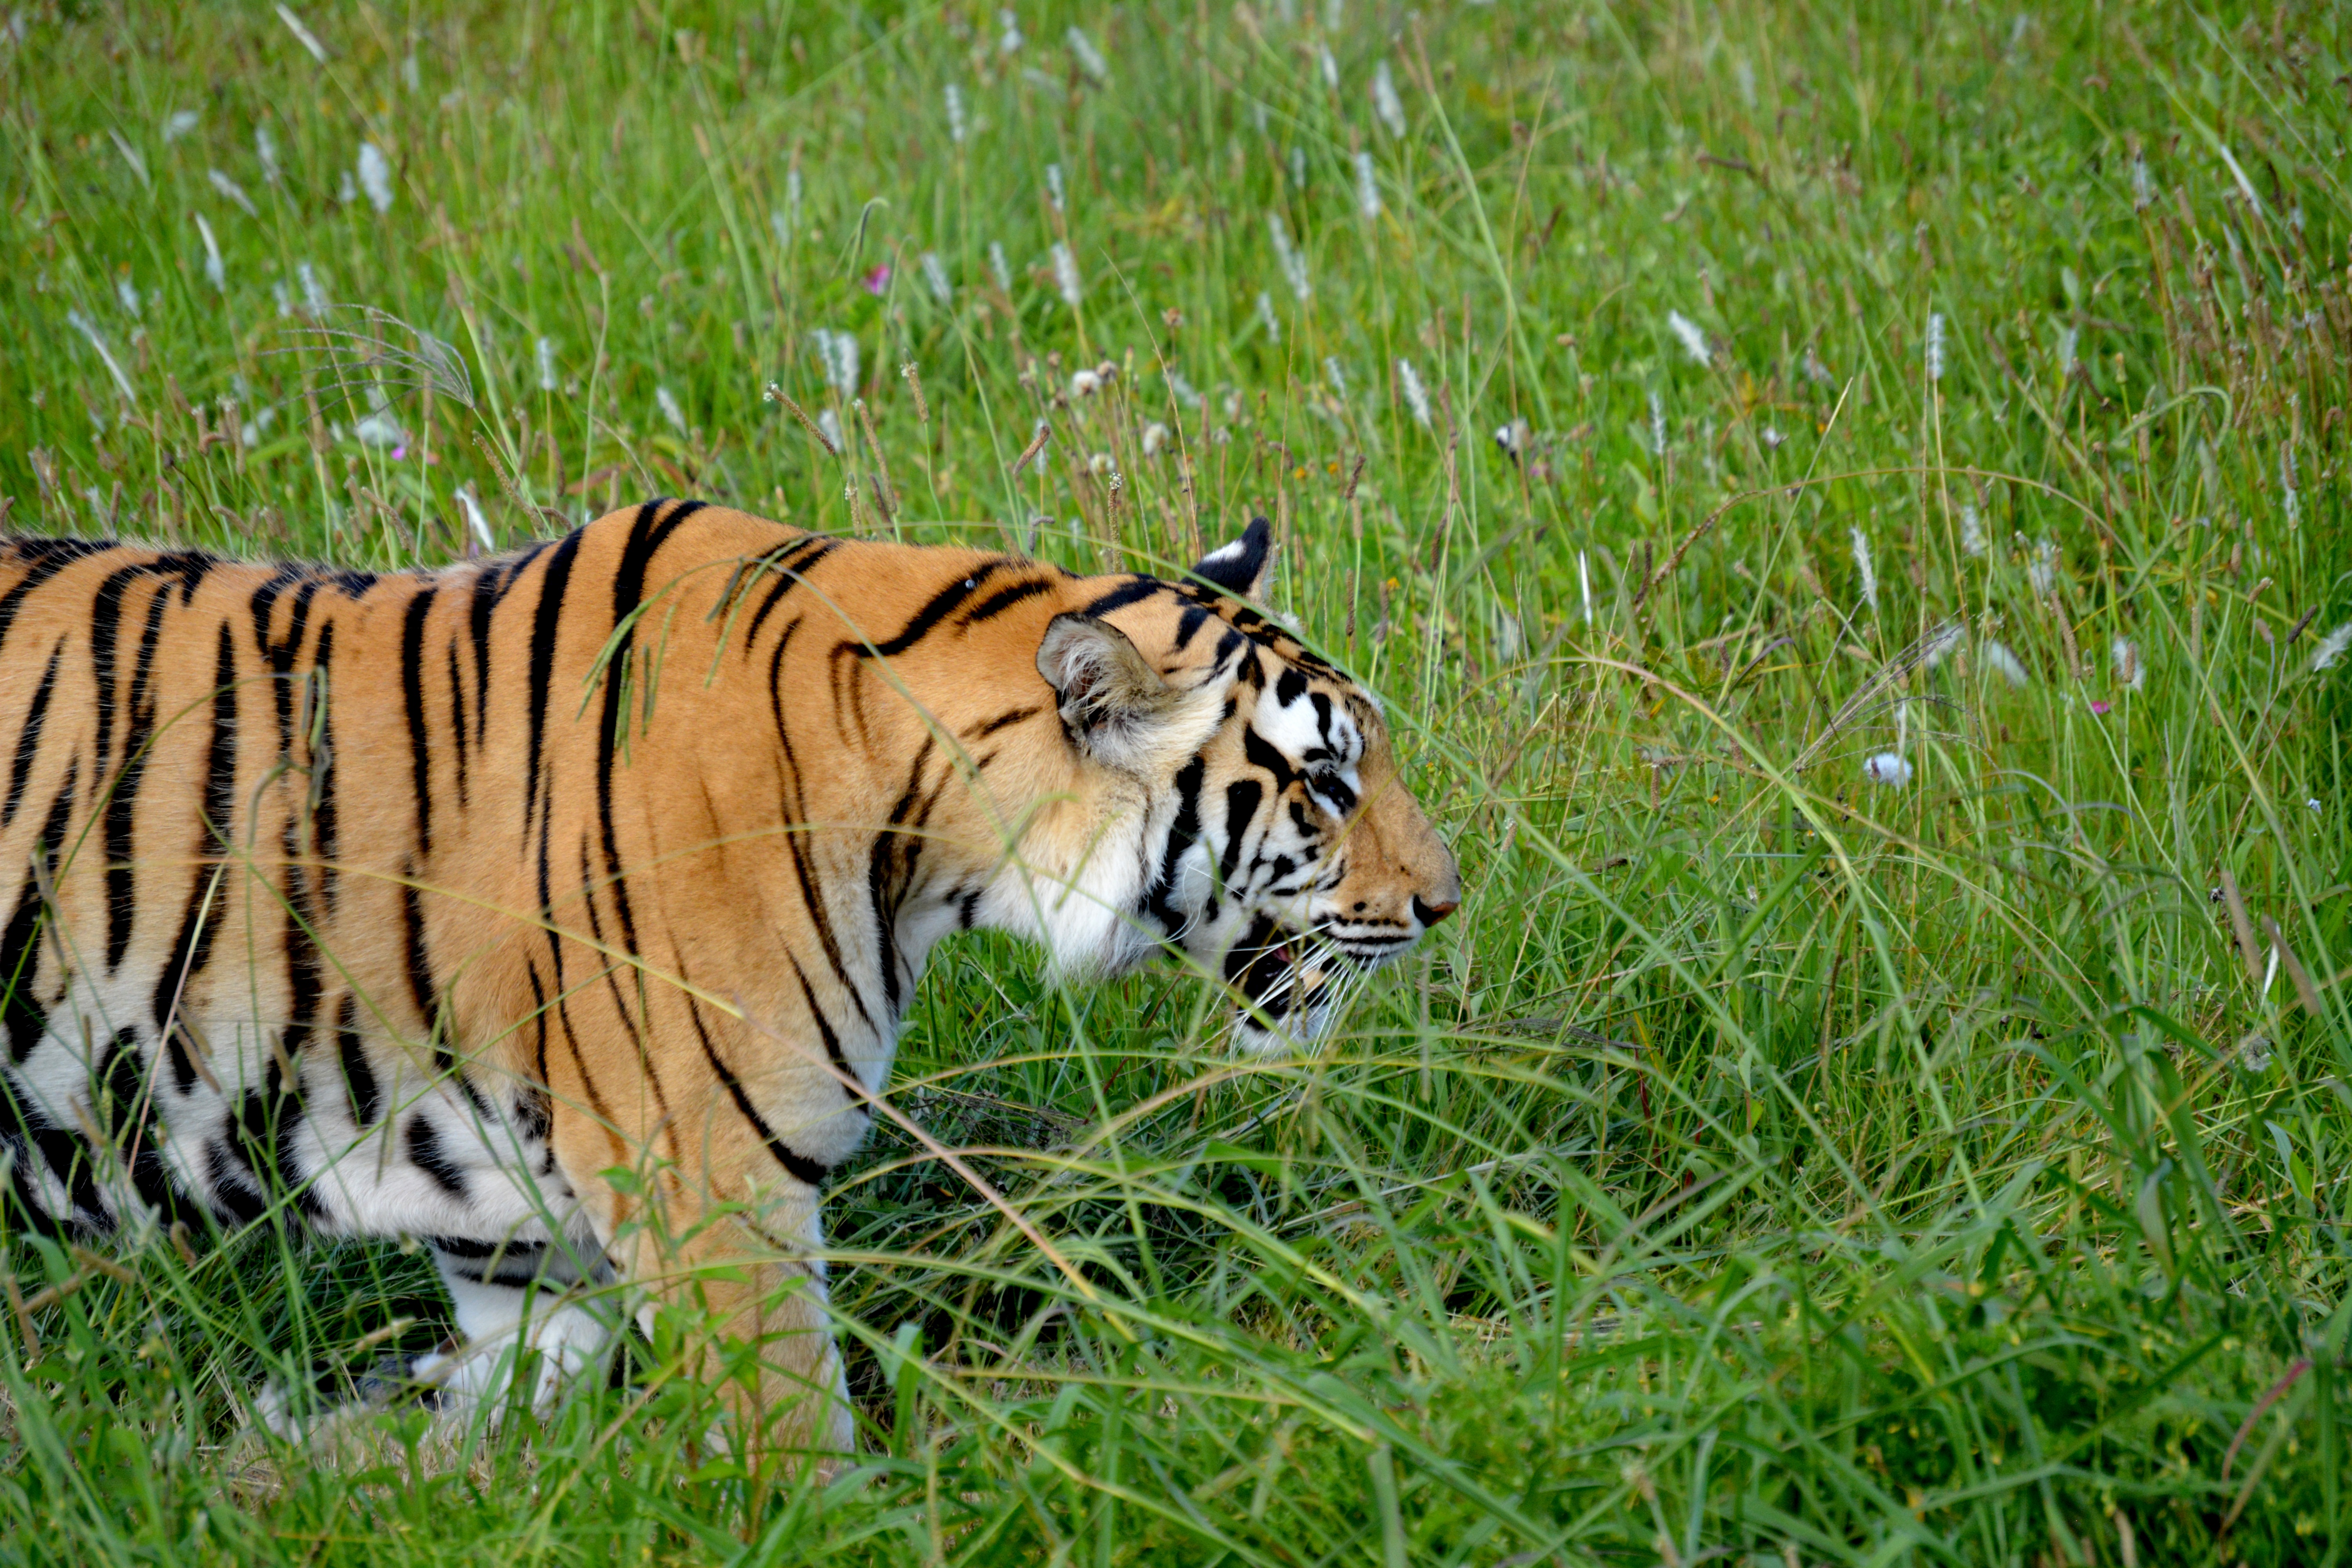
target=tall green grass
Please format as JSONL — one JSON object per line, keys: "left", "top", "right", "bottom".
{"left": 2, "top": 0, "right": 2349, "bottom": 1561}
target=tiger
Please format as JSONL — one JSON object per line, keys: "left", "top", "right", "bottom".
{"left": 0, "top": 500, "right": 1459, "bottom": 1457}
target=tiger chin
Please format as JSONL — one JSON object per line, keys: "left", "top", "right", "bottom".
{"left": 0, "top": 502, "right": 1455, "bottom": 1465}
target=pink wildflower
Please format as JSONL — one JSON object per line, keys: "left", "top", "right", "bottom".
{"left": 861, "top": 263, "right": 892, "bottom": 296}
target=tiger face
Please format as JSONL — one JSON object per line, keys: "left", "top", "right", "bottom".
{"left": 1029, "top": 518, "right": 1459, "bottom": 1051}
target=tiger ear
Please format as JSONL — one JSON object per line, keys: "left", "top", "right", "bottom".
{"left": 1187, "top": 515, "right": 1271, "bottom": 599}
{"left": 1036, "top": 613, "right": 1182, "bottom": 764}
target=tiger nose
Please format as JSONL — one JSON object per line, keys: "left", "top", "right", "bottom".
{"left": 1411, "top": 895, "right": 1459, "bottom": 928}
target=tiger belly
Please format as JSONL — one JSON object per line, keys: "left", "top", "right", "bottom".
{"left": 0, "top": 970, "right": 577, "bottom": 1250}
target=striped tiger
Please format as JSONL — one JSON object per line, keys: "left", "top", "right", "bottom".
{"left": 0, "top": 501, "right": 1458, "bottom": 1456}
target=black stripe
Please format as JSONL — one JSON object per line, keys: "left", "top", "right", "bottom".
{"left": 1172, "top": 604, "right": 1211, "bottom": 651}
{"left": 1078, "top": 578, "right": 1164, "bottom": 618}
{"left": 337, "top": 994, "right": 381, "bottom": 1128}
{"left": 445, "top": 637, "right": 469, "bottom": 811}
{"left": 1243, "top": 725, "right": 1298, "bottom": 790}
{"left": 405, "top": 1116, "right": 470, "bottom": 1201}
{"left": 683, "top": 987, "right": 830, "bottom": 1187}
{"left": 967, "top": 705, "right": 1040, "bottom": 740}
{"left": 153, "top": 624, "right": 239, "bottom": 1039}
{"left": 523, "top": 531, "right": 585, "bottom": 834}
{"left": 1145, "top": 753, "right": 1207, "bottom": 930}
{"left": 103, "top": 583, "right": 173, "bottom": 971}
{"left": 595, "top": 501, "right": 704, "bottom": 965}
{"left": 4, "top": 640, "right": 62, "bottom": 830}
{"left": 4, "top": 762, "right": 78, "bottom": 1063}
{"left": 859, "top": 561, "right": 1006, "bottom": 660}
{"left": 1217, "top": 779, "right": 1263, "bottom": 895}
{"left": 787, "top": 953, "right": 862, "bottom": 1102}
{"left": 865, "top": 739, "right": 934, "bottom": 1013}
{"left": 308, "top": 621, "right": 339, "bottom": 915}
{"left": 88, "top": 563, "right": 151, "bottom": 788}
{"left": 740, "top": 536, "right": 835, "bottom": 653}
{"left": 575, "top": 832, "right": 669, "bottom": 1121}
{"left": 768, "top": 625, "right": 877, "bottom": 1033}
{"left": 0, "top": 539, "right": 109, "bottom": 662}
{"left": 401, "top": 586, "right": 439, "bottom": 857}
{"left": 958, "top": 576, "right": 1051, "bottom": 628}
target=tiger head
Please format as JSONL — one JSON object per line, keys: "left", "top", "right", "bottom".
{"left": 1025, "top": 518, "right": 1459, "bottom": 1053}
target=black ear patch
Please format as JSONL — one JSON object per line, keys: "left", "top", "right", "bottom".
{"left": 1188, "top": 516, "right": 1272, "bottom": 599}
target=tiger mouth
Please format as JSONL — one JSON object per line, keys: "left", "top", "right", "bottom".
{"left": 1222, "top": 915, "right": 1353, "bottom": 1041}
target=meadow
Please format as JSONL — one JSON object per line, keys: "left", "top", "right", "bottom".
{"left": 2, "top": 0, "right": 2350, "bottom": 1562}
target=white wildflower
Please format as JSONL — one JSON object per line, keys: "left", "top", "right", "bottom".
{"left": 1268, "top": 211, "right": 1310, "bottom": 301}
{"left": 2311, "top": 623, "right": 2352, "bottom": 673}
{"left": 1051, "top": 241, "right": 1081, "bottom": 307}
{"left": 65, "top": 309, "right": 138, "bottom": 404}
{"left": 109, "top": 131, "right": 148, "bottom": 188}
{"left": 239, "top": 405, "right": 276, "bottom": 448}
{"left": 1760, "top": 425, "right": 1784, "bottom": 450}
{"left": 2234, "top": 1033, "right": 2273, "bottom": 1074}
{"left": 1372, "top": 61, "right": 1406, "bottom": 137}
{"left": 297, "top": 259, "right": 327, "bottom": 313}
{"left": 656, "top": 385, "right": 687, "bottom": 435}
{"left": 1648, "top": 390, "right": 1666, "bottom": 455}
{"left": 1289, "top": 144, "right": 1307, "bottom": 191}
{"left": 1925, "top": 312, "right": 1945, "bottom": 381}
{"left": 1920, "top": 621, "right": 1964, "bottom": 668}
{"left": 769, "top": 209, "right": 791, "bottom": 247}
{"left": 1666, "top": 310, "right": 1710, "bottom": 365}
{"left": 256, "top": 125, "right": 281, "bottom": 183}
{"left": 997, "top": 7, "right": 1023, "bottom": 53}
{"left": 1353, "top": 150, "right": 1381, "bottom": 220}
{"left": 1862, "top": 752, "right": 1913, "bottom": 787}
{"left": 1066, "top": 25, "right": 1107, "bottom": 84}
{"left": 1735, "top": 58, "right": 1757, "bottom": 107}
{"left": 1398, "top": 358, "right": 1431, "bottom": 427}
{"left": 207, "top": 167, "right": 257, "bottom": 216}
{"left": 817, "top": 407, "right": 844, "bottom": 452}
{"left": 1167, "top": 370, "right": 1203, "bottom": 409}
{"left": 353, "top": 385, "right": 405, "bottom": 448}
{"left": 338, "top": 169, "right": 358, "bottom": 204}
{"left": 920, "top": 250, "right": 951, "bottom": 304}
{"left": 163, "top": 110, "right": 200, "bottom": 143}
{"left": 2057, "top": 326, "right": 2078, "bottom": 378}
{"left": 526, "top": 335, "right": 558, "bottom": 393}
{"left": 1044, "top": 162, "right": 1065, "bottom": 212}
{"left": 2111, "top": 636, "right": 2143, "bottom": 692}
{"left": 1317, "top": 43, "right": 1338, "bottom": 91}
{"left": 988, "top": 241, "right": 1013, "bottom": 294}
{"left": 193, "top": 212, "right": 225, "bottom": 291}
{"left": 272, "top": 280, "right": 293, "bottom": 317}
{"left": 2131, "top": 152, "right": 2151, "bottom": 210}
{"left": 1254, "top": 290, "right": 1281, "bottom": 343}
{"left": 1324, "top": 357, "right": 1347, "bottom": 397}
{"left": 811, "top": 329, "right": 860, "bottom": 397}
{"left": 2280, "top": 446, "right": 2299, "bottom": 528}
{"left": 1141, "top": 422, "right": 1169, "bottom": 457}
{"left": 944, "top": 82, "right": 968, "bottom": 145}
{"left": 1981, "top": 640, "right": 2031, "bottom": 687}
{"left": 276, "top": 2, "right": 330, "bottom": 62}
{"left": 454, "top": 483, "right": 496, "bottom": 554}
{"left": 116, "top": 277, "right": 141, "bottom": 318}
{"left": 1960, "top": 504, "right": 1986, "bottom": 557}
{"left": 1069, "top": 368, "right": 1102, "bottom": 398}
{"left": 2027, "top": 537, "right": 2058, "bottom": 595}
{"left": 357, "top": 140, "right": 394, "bottom": 212}
{"left": 1849, "top": 526, "right": 1877, "bottom": 613}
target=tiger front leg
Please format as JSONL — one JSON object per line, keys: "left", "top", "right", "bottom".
{"left": 601, "top": 1160, "right": 855, "bottom": 1469}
